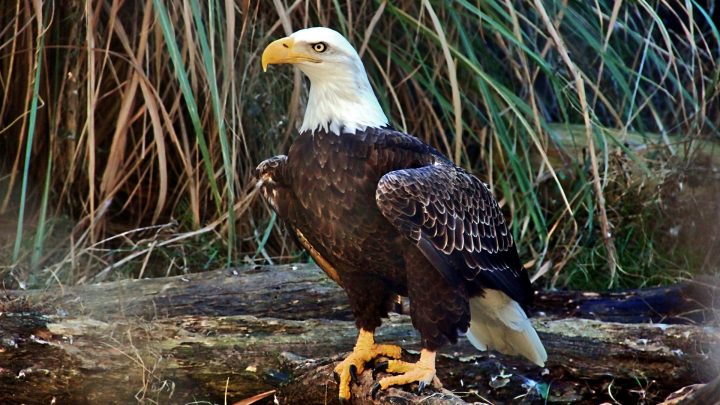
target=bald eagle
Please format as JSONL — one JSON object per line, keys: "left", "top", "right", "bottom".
{"left": 257, "top": 27, "right": 547, "bottom": 401}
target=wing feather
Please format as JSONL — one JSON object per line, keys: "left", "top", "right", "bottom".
{"left": 376, "top": 163, "right": 532, "bottom": 306}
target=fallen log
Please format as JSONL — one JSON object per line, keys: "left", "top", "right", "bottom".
{"left": 1, "top": 265, "right": 718, "bottom": 404}
{"left": 534, "top": 277, "right": 720, "bottom": 324}
{"left": 9, "top": 264, "right": 718, "bottom": 324}
{"left": 9, "top": 264, "right": 353, "bottom": 322}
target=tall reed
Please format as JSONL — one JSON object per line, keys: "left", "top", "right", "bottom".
{"left": 0, "top": 1, "right": 717, "bottom": 289}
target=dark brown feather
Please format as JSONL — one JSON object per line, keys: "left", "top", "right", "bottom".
{"left": 256, "top": 126, "right": 531, "bottom": 349}
{"left": 375, "top": 162, "right": 532, "bottom": 307}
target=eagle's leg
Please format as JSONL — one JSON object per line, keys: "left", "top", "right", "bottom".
{"left": 368, "top": 252, "right": 466, "bottom": 397}
{"left": 370, "top": 349, "right": 439, "bottom": 397}
{"left": 334, "top": 328, "right": 402, "bottom": 400}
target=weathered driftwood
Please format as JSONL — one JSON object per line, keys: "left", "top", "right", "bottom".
{"left": 1, "top": 264, "right": 719, "bottom": 404}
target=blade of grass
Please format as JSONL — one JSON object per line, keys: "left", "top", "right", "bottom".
{"left": 31, "top": 148, "right": 52, "bottom": 269}
{"left": 421, "top": 0, "right": 463, "bottom": 165}
{"left": 13, "top": 0, "right": 46, "bottom": 263}
{"left": 533, "top": 0, "right": 618, "bottom": 286}
{"left": 189, "top": 0, "right": 235, "bottom": 264}
{"left": 253, "top": 211, "right": 276, "bottom": 265}
{"left": 85, "top": 0, "right": 98, "bottom": 241}
{"left": 152, "top": 0, "right": 223, "bottom": 212}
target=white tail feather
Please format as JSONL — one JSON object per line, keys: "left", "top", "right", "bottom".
{"left": 466, "top": 289, "right": 547, "bottom": 367}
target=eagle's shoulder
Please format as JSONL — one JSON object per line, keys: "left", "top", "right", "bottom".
{"left": 365, "top": 126, "right": 447, "bottom": 160}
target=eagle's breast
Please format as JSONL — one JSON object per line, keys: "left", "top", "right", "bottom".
{"left": 282, "top": 128, "right": 408, "bottom": 280}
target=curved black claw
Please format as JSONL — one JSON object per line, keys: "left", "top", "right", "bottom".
{"left": 372, "top": 361, "right": 389, "bottom": 379}
{"left": 371, "top": 382, "right": 382, "bottom": 399}
{"left": 349, "top": 365, "right": 359, "bottom": 385}
{"left": 333, "top": 371, "right": 340, "bottom": 385}
{"left": 417, "top": 380, "right": 427, "bottom": 394}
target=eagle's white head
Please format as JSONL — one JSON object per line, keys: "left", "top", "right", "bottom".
{"left": 262, "top": 27, "right": 388, "bottom": 135}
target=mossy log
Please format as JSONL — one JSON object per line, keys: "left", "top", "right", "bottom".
{"left": 1, "top": 264, "right": 719, "bottom": 404}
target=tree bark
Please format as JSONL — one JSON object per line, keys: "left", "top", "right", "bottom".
{"left": 1, "top": 264, "right": 719, "bottom": 404}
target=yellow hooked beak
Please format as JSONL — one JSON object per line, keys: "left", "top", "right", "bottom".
{"left": 262, "top": 37, "right": 321, "bottom": 72}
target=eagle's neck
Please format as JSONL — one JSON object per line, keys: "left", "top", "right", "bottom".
{"left": 299, "top": 61, "right": 388, "bottom": 135}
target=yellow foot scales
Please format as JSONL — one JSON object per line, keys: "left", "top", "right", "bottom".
{"left": 334, "top": 329, "right": 402, "bottom": 401}
{"left": 370, "top": 349, "right": 441, "bottom": 399}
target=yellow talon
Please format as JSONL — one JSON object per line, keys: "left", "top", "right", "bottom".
{"left": 334, "top": 329, "right": 402, "bottom": 400}
{"left": 371, "top": 349, "right": 440, "bottom": 398}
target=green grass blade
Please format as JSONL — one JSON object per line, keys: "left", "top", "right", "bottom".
{"left": 253, "top": 212, "right": 276, "bottom": 264}
{"left": 152, "top": 0, "right": 223, "bottom": 212}
{"left": 189, "top": 0, "right": 235, "bottom": 264}
{"left": 12, "top": 8, "right": 46, "bottom": 263}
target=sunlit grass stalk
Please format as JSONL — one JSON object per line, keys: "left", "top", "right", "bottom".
{"left": 421, "top": 0, "right": 463, "bottom": 165}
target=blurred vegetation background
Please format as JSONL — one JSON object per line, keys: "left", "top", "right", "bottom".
{"left": 0, "top": 0, "right": 718, "bottom": 291}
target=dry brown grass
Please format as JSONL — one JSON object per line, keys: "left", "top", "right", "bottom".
{"left": 0, "top": 1, "right": 718, "bottom": 289}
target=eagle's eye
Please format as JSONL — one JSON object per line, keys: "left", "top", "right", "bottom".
{"left": 312, "top": 42, "right": 327, "bottom": 53}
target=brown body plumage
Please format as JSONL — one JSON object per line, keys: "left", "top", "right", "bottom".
{"left": 257, "top": 127, "right": 529, "bottom": 349}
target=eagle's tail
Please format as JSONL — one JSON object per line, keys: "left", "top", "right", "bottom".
{"left": 466, "top": 289, "right": 547, "bottom": 367}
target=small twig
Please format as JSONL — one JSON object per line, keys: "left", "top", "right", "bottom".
{"left": 91, "top": 224, "right": 217, "bottom": 282}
